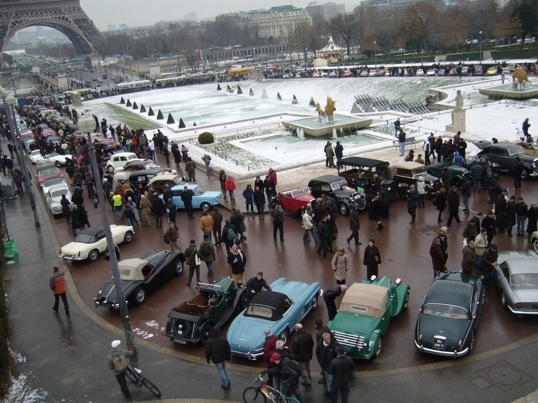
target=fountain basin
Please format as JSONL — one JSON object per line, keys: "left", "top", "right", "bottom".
{"left": 282, "top": 114, "right": 373, "bottom": 137}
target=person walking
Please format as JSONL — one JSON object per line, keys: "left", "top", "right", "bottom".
{"left": 398, "top": 129, "right": 406, "bottom": 157}
{"left": 513, "top": 156, "right": 523, "bottom": 190}
{"left": 429, "top": 227, "right": 448, "bottom": 278}
{"left": 515, "top": 196, "right": 528, "bottom": 236}
{"left": 291, "top": 323, "right": 314, "bottom": 386}
{"left": 202, "top": 154, "right": 211, "bottom": 177}
{"left": 327, "top": 346, "right": 354, "bottom": 403}
{"left": 219, "top": 170, "right": 227, "bottom": 199}
{"left": 334, "top": 141, "right": 344, "bottom": 170}
{"left": 416, "top": 176, "right": 426, "bottom": 208}
{"left": 435, "top": 187, "right": 447, "bottom": 223}
{"left": 253, "top": 186, "right": 266, "bottom": 219}
{"left": 225, "top": 176, "right": 236, "bottom": 202}
{"left": 316, "top": 332, "right": 338, "bottom": 397}
{"left": 227, "top": 244, "right": 247, "bottom": 285}
{"left": 181, "top": 185, "right": 195, "bottom": 220}
{"left": 200, "top": 210, "right": 214, "bottom": 241}
{"left": 163, "top": 222, "right": 179, "bottom": 252}
{"left": 211, "top": 207, "right": 223, "bottom": 245}
{"left": 109, "top": 340, "right": 135, "bottom": 400}
{"left": 185, "top": 239, "right": 201, "bottom": 288}
{"left": 460, "top": 174, "right": 472, "bottom": 214}
{"left": 332, "top": 247, "right": 348, "bottom": 285}
{"left": 316, "top": 215, "right": 331, "bottom": 259}
{"left": 474, "top": 228, "right": 488, "bottom": 267}
{"left": 345, "top": 205, "right": 361, "bottom": 245}
{"left": 446, "top": 186, "right": 462, "bottom": 226}
{"left": 481, "top": 210, "right": 497, "bottom": 247}
{"left": 323, "top": 284, "right": 347, "bottom": 321}
{"left": 242, "top": 184, "right": 254, "bottom": 212}
{"left": 270, "top": 199, "right": 285, "bottom": 242}
{"left": 461, "top": 238, "right": 477, "bottom": 275}
{"left": 407, "top": 185, "right": 419, "bottom": 224}
{"left": 263, "top": 329, "right": 279, "bottom": 387}
{"left": 198, "top": 234, "right": 216, "bottom": 279}
{"left": 185, "top": 157, "right": 196, "bottom": 182}
{"left": 363, "top": 239, "right": 381, "bottom": 279}
{"left": 151, "top": 193, "right": 165, "bottom": 229}
{"left": 50, "top": 266, "right": 69, "bottom": 316}
{"left": 302, "top": 208, "right": 318, "bottom": 243}
{"left": 205, "top": 328, "right": 231, "bottom": 390}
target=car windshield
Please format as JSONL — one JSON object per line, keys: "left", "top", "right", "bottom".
{"left": 74, "top": 233, "right": 95, "bottom": 243}
{"left": 422, "top": 303, "right": 470, "bottom": 319}
{"left": 510, "top": 273, "right": 538, "bottom": 289}
{"left": 330, "top": 180, "right": 349, "bottom": 191}
{"left": 411, "top": 167, "right": 428, "bottom": 176}
{"left": 46, "top": 152, "right": 60, "bottom": 158}
{"left": 43, "top": 178, "right": 64, "bottom": 188}
{"left": 245, "top": 304, "right": 274, "bottom": 320}
{"left": 290, "top": 187, "right": 310, "bottom": 197}
{"left": 51, "top": 189, "right": 68, "bottom": 199}
{"left": 507, "top": 146, "right": 525, "bottom": 156}
{"left": 172, "top": 177, "right": 183, "bottom": 186}
{"left": 192, "top": 185, "right": 205, "bottom": 196}
{"left": 38, "top": 167, "right": 59, "bottom": 175}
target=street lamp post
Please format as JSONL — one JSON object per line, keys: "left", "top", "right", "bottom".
{"left": 2, "top": 90, "right": 40, "bottom": 229}
{"left": 479, "top": 31, "right": 482, "bottom": 63}
{"left": 77, "top": 113, "right": 136, "bottom": 352}
{"left": 373, "top": 40, "right": 377, "bottom": 69}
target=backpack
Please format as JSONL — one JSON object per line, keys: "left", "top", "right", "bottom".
{"left": 163, "top": 231, "right": 170, "bottom": 244}
{"left": 284, "top": 359, "right": 301, "bottom": 385}
{"left": 113, "top": 354, "right": 127, "bottom": 372}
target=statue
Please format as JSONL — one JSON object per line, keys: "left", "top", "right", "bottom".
{"left": 512, "top": 67, "right": 532, "bottom": 89}
{"left": 71, "top": 91, "right": 82, "bottom": 107}
{"left": 324, "top": 96, "right": 336, "bottom": 123}
{"left": 315, "top": 102, "right": 326, "bottom": 123}
{"left": 446, "top": 90, "right": 466, "bottom": 133}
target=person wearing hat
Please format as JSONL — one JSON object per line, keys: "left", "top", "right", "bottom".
{"left": 50, "top": 266, "right": 69, "bottom": 316}
{"left": 268, "top": 352, "right": 302, "bottom": 401}
{"left": 363, "top": 239, "right": 381, "bottom": 280}
{"left": 262, "top": 329, "right": 279, "bottom": 387}
{"left": 198, "top": 234, "right": 216, "bottom": 279}
{"left": 327, "top": 346, "right": 354, "bottom": 403}
{"left": 109, "top": 340, "right": 134, "bottom": 400}
{"left": 429, "top": 227, "right": 448, "bottom": 278}
{"left": 205, "top": 328, "right": 231, "bottom": 390}
{"left": 184, "top": 239, "right": 201, "bottom": 287}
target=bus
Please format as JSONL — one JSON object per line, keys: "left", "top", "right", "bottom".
{"left": 155, "top": 76, "right": 182, "bottom": 88}
{"left": 116, "top": 80, "right": 152, "bottom": 93}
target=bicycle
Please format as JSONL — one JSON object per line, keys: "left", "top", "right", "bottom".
{"left": 243, "top": 371, "right": 300, "bottom": 403}
{"left": 124, "top": 365, "right": 162, "bottom": 398}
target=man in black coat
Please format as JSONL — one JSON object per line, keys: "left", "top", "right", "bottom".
{"left": 327, "top": 346, "right": 355, "bottom": 403}
{"left": 316, "top": 215, "right": 331, "bottom": 258}
{"left": 205, "top": 328, "right": 231, "bottom": 390}
{"left": 291, "top": 324, "right": 314, "bottom": 386}
{"left": 323, "top": 284, "right": 347, "bottom": 321}
{"left": 446, "top": 186, "right": 462, "bottom": 226}
{"left": 151, "top": 193, "right": 165, "bottom": 228}
{"left": 316, "top": 332, "right": 338, "bottom": 396}
{"left": 181, "top": 185, "right": 195, "bottom": 219}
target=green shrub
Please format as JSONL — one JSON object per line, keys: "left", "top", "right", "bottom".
{"left": 198, "top": 132, "right": 215, "bottom": 144}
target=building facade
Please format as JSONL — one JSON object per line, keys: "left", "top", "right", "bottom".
{"left": 249, "top": 6, "right": 312, "bottom": 39}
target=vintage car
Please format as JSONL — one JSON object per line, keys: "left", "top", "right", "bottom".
{"left": 328, "top": 276, "right": 410, "bottom": 360}
{"left": 387, "top": 161, "right": 440, "bottom": 198}
{"left": 105, "top": 152, "right": 142, "bottom": 173}
{"left": 338, "top": 156, "right": 389, "bottom": 188}
{"left": 308, "top": 175, "right": 356, "bottom": 215}
{"left": 533, "top": 231, "right": 538, "bottom": 254}
{"left": 41, "top": 177, "right": 67, "bottom": 195}
{"left": 94, "top": 249, "right": 184, "bottom": 308}
{"left": 427, "top": 155, "right": 500, "bottom": 188}
{"left": 36, "top": 164, "right": 64, "bottom": 186}
{"left": 59, "top": 225, "right": 134, "bottom": 261}
{"left": 116, "top": 159, "right": 160, "bottom": 172}
{"left": 164, "top": 183, "right": 223, "bottom": 211}
{"left": 495, "top": 250, "right": 538, "bottom": 316}
{"left": 29, "top": 150, "right": 44, "bottom": 164}
{"left": 275, "top": 187, "right": 315, "bottom": 214}
{"left": 415, "top": 272, "right": 484, "bottom": 358}
{"left": 227, "top": 277, "right": 322, "bottom": 360}
{"left": 94, "top": 138, "right": 123, "bottom": 162}
{"left": 147, "top": 173, "right": 186, "bottom": 194}
{"left": 31, "top": 152, "right": 73, "bottom": 167}
{"left": 113, "top": 168, "right": 173, "bottom": 190}
{"left": 46, "top": 183, "right": 72, "bottom": 216}
{"left": 164, "top": 277, "right": 247, "bottom": 344}
{"left": 477, "top": 143, "right": 538, "bottom": 179}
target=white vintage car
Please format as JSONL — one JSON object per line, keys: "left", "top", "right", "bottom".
{"left": 59, "top": 225, "right": 134, "bottom": 261}
{"left": 31, "top": 152, "right": 74, "bottom": 167}
{"left": 46, "top": 183, "right": 72, "bottom": 216}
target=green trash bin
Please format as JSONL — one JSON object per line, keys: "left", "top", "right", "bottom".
{"left": 4, "top": 237, "right": 19, "bottom": 259}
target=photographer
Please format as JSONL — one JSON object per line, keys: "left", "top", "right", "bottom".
{"left": 270, "top": 198, "right": 285, "bottom": 242}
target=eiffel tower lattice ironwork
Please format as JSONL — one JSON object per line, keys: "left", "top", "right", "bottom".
{"left": 0, "top": 0, "right": 107, "bottom": 56}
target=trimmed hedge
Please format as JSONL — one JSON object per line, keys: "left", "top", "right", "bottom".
{"left": 198, "top": 132, "right": 214, "bottom": 144}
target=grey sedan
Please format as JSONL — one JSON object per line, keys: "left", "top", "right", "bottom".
{"left": 495, "top": 250, "right": 538, "bottom": 316}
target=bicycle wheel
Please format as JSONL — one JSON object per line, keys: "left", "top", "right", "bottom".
{"left": 243, "top": 386, "right": 267, "bottom": 402}
{"left": 283, "top": 396, "right": 301, "bottom": 403}
{"left": 141, "top": 377, "right": 162, "bottom": 398}
{"left": 124, "top": 367, "right": 138, "bottom": 383}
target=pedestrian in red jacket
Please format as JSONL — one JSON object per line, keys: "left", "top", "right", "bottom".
{"left": 50, "top": 266, "right": 69, "bottom": 316}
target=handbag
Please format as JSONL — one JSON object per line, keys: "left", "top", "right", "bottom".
{"left": 194, "top": 254, "right": 201, "bottom": 266}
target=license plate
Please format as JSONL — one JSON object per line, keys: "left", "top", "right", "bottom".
{"left": 433, "top": 336, "right": 446, "bottom": 350}
{"left": 176, "top": 340, "right": 186, "bottom": 345}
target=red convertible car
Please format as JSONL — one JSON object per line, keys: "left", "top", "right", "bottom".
{"left": 275, "top": 187, "right": 315, "bottom": 214}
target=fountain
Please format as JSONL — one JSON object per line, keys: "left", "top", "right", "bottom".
{"left": 298, "top": 128, "right": 305, "bottom": 139}
{"left": 332, "top": 128, "right": 338, "bottom": 138}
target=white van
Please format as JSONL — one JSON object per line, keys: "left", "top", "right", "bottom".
{"left": 105, "top": 152, "right": 140, "bottom": 173}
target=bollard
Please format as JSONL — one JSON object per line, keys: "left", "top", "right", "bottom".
{"left": 4, "top": 237, "right": 19, "bottom": 259}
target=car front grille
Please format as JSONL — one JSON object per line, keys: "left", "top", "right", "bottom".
{"left": 333, "top": 331, "right": 366, "bottom": 350}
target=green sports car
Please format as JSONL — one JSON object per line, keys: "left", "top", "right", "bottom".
{"left": 328, "top": 276, "right": 410, "bottom": 359}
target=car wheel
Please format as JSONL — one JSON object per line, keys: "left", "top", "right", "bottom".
{"left": 200, "top": 202, "right": 211, "bottom": 211}
{"left": 373, "top": 337, "right": 383, "bottom": 359}
{"left": 280, "top": 329, "right": 289, "bottom": 344}
{"left": 123, "top": 231, "right": 134, "bottom": 243}
{"left": 88, "top": 249, "right": 99, "bottom": 262}
{"left": 54, "top": 161, "right": 62, "bottom": 168}
{"left": 403, "top": 291, "right": 410, "bottom": 310}
{"left": 311, "top": 296, "right": 318, "bottom": 310}
{"left": 534, "top": 240, "right": 538, "bottom": 254}
{"left": 338, "top": 202, "right": 349, "bottom": 216}
{"left": 200, "top": 322, "right": 213, "bottom": 344}
{"left": 450, "top": 176, "right": 462, "bottom": 188}
{"left": 521, "top": 169, "right": 529, "bottom": 180}
{"left": 174, "top": 258, "right": 184, "bottom": 276}
{"left": 134, "top": 286, "right": 146, "bottom": 305}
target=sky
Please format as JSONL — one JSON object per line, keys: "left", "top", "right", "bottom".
{"left": 80, "top": 0, "right": 362, "bottom": 30}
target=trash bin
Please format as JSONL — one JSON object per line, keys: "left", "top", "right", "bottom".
{"left": 4, "top": 237, "right": 19, "bottom": 259}
{"left": 1, "top": 178, "right": 16, "bottom": 198}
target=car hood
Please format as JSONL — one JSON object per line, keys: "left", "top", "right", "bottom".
{"left": 330, "top": 312, "right": 380, "bottom": 337}
{"left": 418, "top": 314, "right": 470, "bottom": 346}
{"left": 60, "top": 242, "right": 90, "bottom": 254}
{"left": 200, "top": 190, "right": 223, "bottom": 199}
{"left": 97, "top": 278, "right": 137, "bottom": 302}
{"left": 226, "top": 315, "right": 275, "bottom": 353}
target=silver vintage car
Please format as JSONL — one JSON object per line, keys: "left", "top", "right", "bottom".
{"left": 495, "top": 250, "right": 538, "bottom": 316}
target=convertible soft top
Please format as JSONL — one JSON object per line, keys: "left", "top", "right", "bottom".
{"left": 118, "top": 258, "right": 149, "bottom": 281}
{"left": 250, "top": 291, "right": 288, "bottom": 309}
{"left": 339, "top": 283, "right": 388, "bottom": 318}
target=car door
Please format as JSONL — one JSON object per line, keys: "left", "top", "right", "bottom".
{"left": 172, "top": 188, "right": 185, "bottom": 209}
{"left": 95, "top": 230, "right": 108, "bottom": 252}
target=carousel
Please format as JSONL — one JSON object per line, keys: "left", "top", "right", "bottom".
{"left": 316, "top": 36, "right": 345, "bottom": 63}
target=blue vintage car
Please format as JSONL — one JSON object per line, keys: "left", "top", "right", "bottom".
{"left": 161, "top": 183, "right": 223, "bottom": 210}
{"left": 226, "top": 277, "right": 322, "bottom": 360}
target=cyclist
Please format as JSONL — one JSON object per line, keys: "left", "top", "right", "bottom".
{"left": 109, "top": 340, "right": 134, "bottom": 400}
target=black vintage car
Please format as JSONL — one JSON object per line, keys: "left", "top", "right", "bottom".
{"left": 476, "top": 143, "right": 538, "bottom": 179}
{"left": 427, "top": 155, "right": 500, "bottom": 188}
{"left": 338, "top": 156, "right": 390, "bottom": 187}
{"left": 387, "top": 161, "right": 440, "bottom": 199}
{"left": 94, "top": 249, "right": 184, "bottom": 308}
{"left": 308, "top": 174, "right": 356, "bottom": 215}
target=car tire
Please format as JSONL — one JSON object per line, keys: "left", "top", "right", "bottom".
{"left": 280, "top": 329, "right": 289, "bottom": 344}
{"left": 311, "top": 296, "right": 319, "bottom": 310}
{"left": 373, "top": 337, "right": 383, "bottom": 359}
{"left": 54, "top": 161, "right": 62, "bottom": 168}
{"left": 200, "top": 202, "right": 211, "bottom": 211}
{"left": 521, "top": 169, "right": 529, "bottom": 180}
{"left": 403, "top": 291, "right": 410, "bottom": 310}
{"left": 338, "top": 202, "right": 349, "bottom": 216}
{"left": 534, "top": 240, "right": 538, "bottom": 254}
{"left": 123, "top": 231, "right": 134, "bottom": 243}
{"left": 88, "top": 249, "right": 99, "bottom": 262}
{"left": 450, "top": 176, "right": 462, "bottom": 188}
{"left": 174, "top": 258, "right": 184, "bottom": 276}
{"left": 200, "top": 322, "right": 213, "bottom": 344}
{"left": 134, "top": 286, "right": 146, "bottom": 305}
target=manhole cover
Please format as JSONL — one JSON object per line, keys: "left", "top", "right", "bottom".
{"left": 478, "top": 361, "right": 532, "bottom": 391}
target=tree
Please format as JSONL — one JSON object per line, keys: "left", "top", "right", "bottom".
{"left": 330, "top": 13, "right": 361, "bottom": 55}
{"left": 399, "top": 1, "right": 441, "bottom": 53}
{"left": 291, "top": 22, "right": 315, "bottom": 63}
{"left": 510, "top": 0, "right": 538, "bottom": 42}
